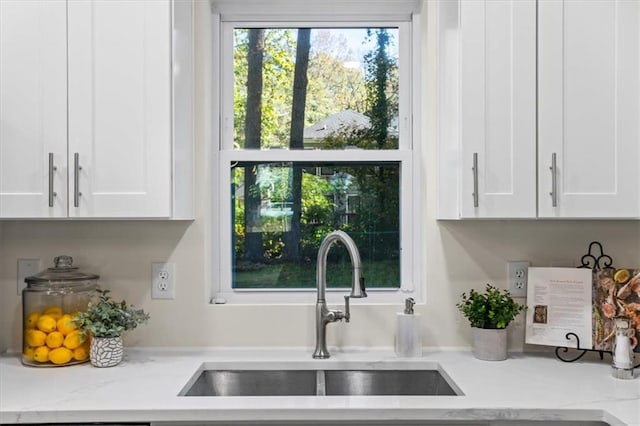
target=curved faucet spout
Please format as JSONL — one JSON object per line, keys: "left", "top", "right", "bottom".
{"left": 316, "top": 230, "right": 366, "bottom": 301}
{"left": 313, "top": 230, "right": 367, "bottom": 359}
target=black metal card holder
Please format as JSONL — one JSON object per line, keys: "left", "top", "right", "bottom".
{"left": 554, "top": 242, "right": 640, "bottom": 369}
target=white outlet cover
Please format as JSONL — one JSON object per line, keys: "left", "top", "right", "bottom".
{"left": 152, "top": 262, "right": 175, "bottom": 299}
{"left": 508, "top": 261, "right": 529, "bottom": 298}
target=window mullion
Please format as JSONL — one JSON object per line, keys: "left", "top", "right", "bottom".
{"left": 220, "top": 149, "right": 412, "bottom": 163}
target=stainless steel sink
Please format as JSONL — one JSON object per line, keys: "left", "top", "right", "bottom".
{"left": 324, "top": 369, "right": 458, "bottom": 396}
{"left": 180, "top": 366, "right": 461, "bottom": 397}
{"left": 182, "top": 370, "right": 318, "bottom": 396}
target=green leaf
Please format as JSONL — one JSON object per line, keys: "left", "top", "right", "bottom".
{"left": 456, "top": 284, "right": 524, "bottom": 329}
{"left": 71, "top": 289, "right": 150, "bottom": 338}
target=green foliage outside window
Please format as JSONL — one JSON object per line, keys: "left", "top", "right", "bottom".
{"left": 231, "top": 27, "right": 401, "bottom": 289}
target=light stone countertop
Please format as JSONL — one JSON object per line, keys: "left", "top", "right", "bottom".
{"left": 0, "top": 348, "right": 638, "bottom": 425}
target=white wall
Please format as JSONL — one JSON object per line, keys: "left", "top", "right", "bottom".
{"left": 1, "top": 1, "right": 639, "bottom": 354}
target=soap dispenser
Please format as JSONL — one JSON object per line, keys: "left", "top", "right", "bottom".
{"left": 395, "top": 298, "right": 422, "bottom": 357}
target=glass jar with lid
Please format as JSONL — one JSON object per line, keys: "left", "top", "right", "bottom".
{"left": 22, "top": 255, "right": 99, "bottom": 367}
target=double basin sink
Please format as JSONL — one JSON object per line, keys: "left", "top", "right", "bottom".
{"left": 180, "top": 363, "right": 461, "bottom": 397}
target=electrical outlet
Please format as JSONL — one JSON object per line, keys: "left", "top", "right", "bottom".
{"left": 508, "top": 261, "right": 529, "bottom": 298}
{"left": 152, "top": 262, "right": 175, "bottom": 299}
{"left": 17, "top": 259, "right": 41, "bottom": 295}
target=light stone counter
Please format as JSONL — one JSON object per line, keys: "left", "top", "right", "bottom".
{"left": 0, "top": 348, "right": 638, "bottom": 425}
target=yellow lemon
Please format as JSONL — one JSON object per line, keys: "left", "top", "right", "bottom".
{"left": 25, "top": 312, "right": 40, "bottom": 329}
{"left": 36, "top": 315, "right": 57, "bottom": 333}
{"left": 23, "top": 345, "right": 35, "bottom": 361}
{"left": 45, "top": 331, "right": 64, "bottom": 349}
{"left": 73, "top": 345, "right": 89, "bottom": 361}
{"left": 56, "top": 315, "right": 76, "bottom": 336}
{"left": 25, "top": 329, "right": 47, "bottom": 347}
{"left": 49, "top": 347, "right": 73, "bottom": 365}
{"left": 33, "top": 346, "right": 50, "bottom": 363}
{"left": 42, "top": 306, "right": 63, "bottom": 320}
{"left": 614, "top": 269, "right": 630, "bottom": 284}
{"left": 63, "top": 330, "right": 84, "bottom": 350}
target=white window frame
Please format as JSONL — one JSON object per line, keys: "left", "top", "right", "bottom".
{"left": 210, "top": 0, "right": 423, "bottom": 305}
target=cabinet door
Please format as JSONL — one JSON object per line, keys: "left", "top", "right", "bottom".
{"left": 459, "top": 0, "right": 537, "bottom": 218}
{"left": 67, "top": 0, "right": 172, "bottom": 218}
{"left": 0, "top": 0, "right": 68, "bottom": 218}
{"left": 538, "top": 0, "right": 640, "bottom": 218}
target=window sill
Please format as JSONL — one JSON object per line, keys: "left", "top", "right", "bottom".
{"left": 212, "top": 287, "right": 417, "bottom": 305}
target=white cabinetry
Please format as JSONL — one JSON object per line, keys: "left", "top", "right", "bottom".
{"left": 0, "top": 0, "right": 193, "bottom": 219}
{"left": 538, "top": 0, "right": 640, "bottom": 218}
{"left": 440, "top": 0, "right": 537, "bottom": 218}
{"left": 0, "top": 0, "right": 68, "bottom": 218}
{"left": 67, "top": 0, "right": 172, "bottom": 218}
{"left": 438, "top": 0, "right": 640, "bottom": 219}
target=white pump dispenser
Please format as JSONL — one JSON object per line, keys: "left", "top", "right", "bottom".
{"left": 395, "top": 297, "right": 422, "bottom": 357}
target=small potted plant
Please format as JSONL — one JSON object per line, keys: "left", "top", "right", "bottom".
{"left": 73, "top": 289, "right": 149, "bottom": 367}
{"left": 456, "top": 284, "right": 524, "bottom": 361}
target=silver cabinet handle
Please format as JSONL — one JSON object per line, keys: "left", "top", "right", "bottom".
{"left": 472, "top": 152, "right": 479, "bottom": 208}
{"left": 549, "top": 152, "right": 557, "bottom": 207}
{"left": 73, "top": 152, "right": 82, "bottom": 207}
{"left": 48, "top": 153, "right": 57, "bottom": 207}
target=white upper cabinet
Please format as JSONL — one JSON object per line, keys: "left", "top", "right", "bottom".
{"left": 0, "top": 0, "right": 68, "bottom": 218}
{"left": 0, "top": 0, "right": 193, "bottom": 219}
{"left": 67, "top": 0, "right": 171, "bottom": 218}
{"left": 458, "top": 0, "right": 537, "bottom": 218}
{"left": 439, "top": 0, "right": 640, "bottom": 219}
{"left": 538, "top": 0, "right": 640, "bottom": 218}
{"left": 439, "top": 0, "right": 537, "bottom": 219}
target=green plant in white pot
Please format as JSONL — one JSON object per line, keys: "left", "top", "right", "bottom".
{"left": 456, "top": 284, "right": 524, "bottom": 361}
{"left": 73, "top": 289, "right": 149, "bottom": 367}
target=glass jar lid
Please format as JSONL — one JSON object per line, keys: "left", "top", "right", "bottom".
{"left": 25, "top": 255, "right": 100, "bottom": 284}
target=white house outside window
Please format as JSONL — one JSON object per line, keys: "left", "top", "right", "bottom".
{"left": 212, "top": 0, "right": 423, "bottom": 304}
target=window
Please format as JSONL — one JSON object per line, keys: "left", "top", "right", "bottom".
{"left": 212, "top": 1, "right": 422, "bottom": 304}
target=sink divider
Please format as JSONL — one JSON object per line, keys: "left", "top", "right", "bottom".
{"left": 315, "top": 370, "right": 326, "bottom": 396}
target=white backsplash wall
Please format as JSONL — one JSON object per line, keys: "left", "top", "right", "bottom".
{"left": 1, "top": 1, "right": 639, "bottom": 353}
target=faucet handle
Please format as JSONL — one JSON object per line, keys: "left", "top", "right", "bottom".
{"left": 344, "top": 295, "right": 351, "bottom": 323}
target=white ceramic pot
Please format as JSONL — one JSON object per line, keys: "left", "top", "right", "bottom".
{"left": 471, "top": 327, "right": 507, "bottom": 361}
{"left": 90, "top": 336, "right": 124, "bottom": 367}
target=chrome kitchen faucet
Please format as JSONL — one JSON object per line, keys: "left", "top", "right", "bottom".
{"left": 313, "top": 230, "right": 367, "bottom": 359}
